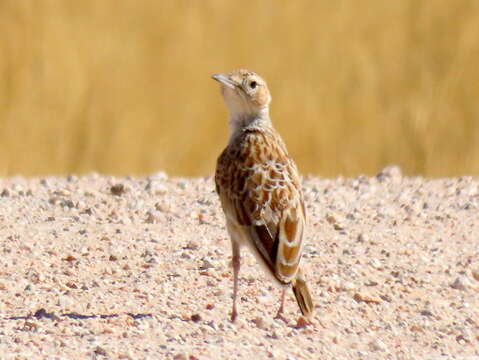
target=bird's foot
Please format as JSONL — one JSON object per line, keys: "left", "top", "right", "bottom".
{"left": 230, "top": 309, "right": 238, "bottom": 322}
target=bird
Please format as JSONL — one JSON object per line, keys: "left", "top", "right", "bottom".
{"left": 212, "top": 69, "right": 314, "bottom": 322}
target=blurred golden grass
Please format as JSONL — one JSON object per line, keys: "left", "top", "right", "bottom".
{"left": 1, "top": 1, "right": 478, "bottom": 177}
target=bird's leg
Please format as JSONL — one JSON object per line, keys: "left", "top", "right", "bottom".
{"left": 274, "top": 287, "right": 288, "bottom": 322}
{"left": 231, "top": 241, "right": 241, "bottom": 322}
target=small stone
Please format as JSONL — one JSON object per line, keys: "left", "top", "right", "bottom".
{"left": 118, "top": 353, "right": 132, "bottom": 360}
{"left": 110, "top": 184, "right": 126, "bottom": 196}
{"left": 450, "top": 276, "right": 470, "bottom": 290}
{"left": 0, "top": 282, "right": 6, "bottom": 290}
{"left": 173, "top": 353, "right": 187, "bottom": 360}
{"left": 377, "top": 165, "right": 402, "bottom": 182}
{"left": 341, "top": 281, "right": 356, "bottom": 291}
{"left": 369, "top": 339, "right": 387, "bottom": 351}
{"left": 270, "top": 330, "right": 279, "bottom": 339}
{"left": 333, "top": 223, "right": 344, "bottom": 231}
{"left": 199, "top": 258, "right": 214, "bottom": 270}
{"left": 177, "top": 182, "right": 187, "bottom": 190}
{"left": 353, "top": 292, "right": 381, "bottom": 304}
{"left": 145, "top": 179, "right": 168, "bottom": 194}
{"left": 420, "top": 309, "right": 434, "bottom": 317}
{"left": 55, "top": 189, "right": 71, "bottom": 196}
{"left": 80, "top": 208, "right": 93, "bottom": 216}
{"left": 61, "top": 199, "right": 75, "bottom": 209}
{"left": 370, "top": 258, "right": 382, "bottom": 269}
{"left": 65, "top": 281, "right": 78, "bottom": 289}
{"left": 23, "top": 321, "right": 38, "bottom": 331}
{"left": 198, "top": 213, "right": 208, "bottom": 225}
{"left": 252, "top": 316, "right": 266, "bottom": 329}
{"left": 190, "top": 314, "right": 202, "bottom": 323}
{"left": 456, "top": 334, "right": 470, "bottom": 344}
{"left": 357, "top": 233, "right": 368, "bottom": 242}
{"left": 185, "top": 240, "right": 199, "bottom": 251}
{"left": 93, "top": 346, "right": 108, "bottom": 356}
{"left": 471, "top": 269, "right": 479, "bottom": 282}
{"left": 145, "top": 212, "right": 157, "bottom": 224}
{"left": 326, "top": 215, "right": 337, "bottom": 224}
{"left": 410, "top": 324, "right": 424, "bottom": 332}
{"left": 149, "top": 171, "right": 168, "bottom": 181}
{"left": 66, "top": 174, "right": 78, "bottom": 182}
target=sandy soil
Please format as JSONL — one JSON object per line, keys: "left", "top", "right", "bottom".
{"left": 0, "top": 167, "right": 478, "bottom": 359}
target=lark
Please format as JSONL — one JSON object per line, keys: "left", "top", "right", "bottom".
{"left": 213, "top": 69, "right": 314, "bottom": 322}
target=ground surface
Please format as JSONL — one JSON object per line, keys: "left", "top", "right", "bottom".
{"left": 0, "top": 167, "right": 478, "bottom": 359}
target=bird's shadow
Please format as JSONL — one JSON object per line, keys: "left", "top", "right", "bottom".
{"left": 5, "top": 308, "right": 153, "bottom": 321}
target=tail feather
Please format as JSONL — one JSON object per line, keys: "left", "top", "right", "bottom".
{"left": 292, "top": 270, "right": 314, "bottom": 317}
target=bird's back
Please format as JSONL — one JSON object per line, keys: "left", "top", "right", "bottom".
{"left": 215, "top": 124, "right": 306, "bottom": 284}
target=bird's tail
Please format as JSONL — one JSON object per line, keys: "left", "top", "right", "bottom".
{"left": 292, "top": 269, "right": 314, "bottom": 317}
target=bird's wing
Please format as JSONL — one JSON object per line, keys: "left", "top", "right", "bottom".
{"left": 215, "top": 128, "right": 306, "bottom": 284}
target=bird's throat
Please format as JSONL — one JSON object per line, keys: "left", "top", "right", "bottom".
{"left": 228, "top": 108, "right": 271, "bottom": 140}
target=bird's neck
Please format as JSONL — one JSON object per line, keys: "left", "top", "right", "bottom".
{"left": 228, "top": 106, "right": 272, "bottom": 139}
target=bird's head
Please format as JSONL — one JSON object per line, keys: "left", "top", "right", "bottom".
{"left": 212, "top": 69, "right": 271, "bottom": 132}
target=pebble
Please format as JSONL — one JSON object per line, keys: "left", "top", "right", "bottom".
{"left": 93, "top": 346, "right": 108, "bottom": 356}
{"left": 471, "top": 269, "right": 479, "bottom": 282}
{"left": 185, "top": 240, "right": 199, "bottom": 250}
{"left": 376, "top": 165, "right": 402, "bottom": 182}
{"left": 369, "top": 339, "right": 388, "bottom": 352}
{"left": 110, "top": 184, "right": 126, "bottom": 196}
{"left": 420, "top": 309, "right": 434, "bottom": 317}
{"left": 190, "top": 314, "right": 202, "bottom": 323}
{"left": 149, "top": 171, "right": 168, "bottom": 181}
{"left": 341, "top": 281, "right": 356, "bottom": 291}
{"left": 173, "top": 353, "right": 188, "bottom": 360}
{"left": 353, "top": 292, "right": 381, "bottom": 304}
{"left": 370, "top": 258, "right": 382, "bottom": 269}
{"left": 357, "top": 233, "right": 368, "bottom": 242}
{"left": 145, "top": 212, "right": 157, "bottom": 224}
{"left": 252, "top": 316, "right": 266, "bottom": 329}
{"left": 450, "top": 276, "right": 471, "bottom": 290}
{"left": 199, "top": 258, "right": 215, "bottom": 270}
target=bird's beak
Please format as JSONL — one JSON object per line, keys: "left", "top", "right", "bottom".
{"left": 211, "top": 73, "right": 237, "bottom": 89}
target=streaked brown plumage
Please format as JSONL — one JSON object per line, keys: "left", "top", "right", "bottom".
{"left": 212, "top": 69, "right": 314, "bottom": 321}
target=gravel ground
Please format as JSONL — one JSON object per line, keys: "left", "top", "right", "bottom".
{"left": 0, "top": 167, "right": 478, "bottom": 360}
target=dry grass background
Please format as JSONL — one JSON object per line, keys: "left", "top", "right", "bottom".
{"left": 0, "top": 1, "right": 478, "bottom": 177}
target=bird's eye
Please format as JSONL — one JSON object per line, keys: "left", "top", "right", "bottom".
{"left": 249, "top": 81, "right": 257, "bottom": 89}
